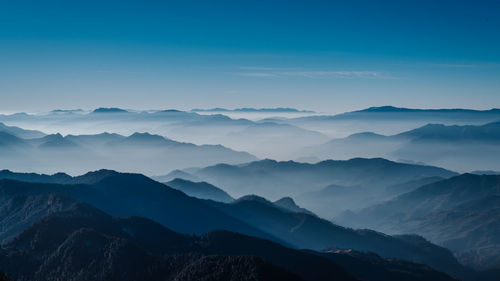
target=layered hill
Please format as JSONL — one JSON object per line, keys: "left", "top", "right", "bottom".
{"left": 0, "top": 109, "right": 329, "bottom": 159}
{"left": 170, "top": 158, "right": 457, "bottom": 217}
{"left": 0, "top": 186, "right": 464, "bottom": 281}
{"left": 166, "top": 178, "right": 234, "bottom": 203}
{"left": 301, "top": 121, "right": 500, "bottom": 172}
{"left": 0, "top": 130, "right": 256, "bottom": 175}
{"left": 337, "top": 174, "right": 500, "bottom": 270}
{"left": 0, "top": 171, "right": 470, "bottom": 279}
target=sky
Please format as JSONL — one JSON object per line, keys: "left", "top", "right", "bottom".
{"left": 0, "top": 0, "right": 499, "bottom": 114}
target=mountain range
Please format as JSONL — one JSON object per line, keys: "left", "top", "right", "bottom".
{"left": 191, "top": 107, "right": 315, "bottom": 113}
{"left": 0, "top": 108, "right": 328, "bottom": 159}
{"left": 301, "top": 121, "right": 500, "bottom": 172}
{"left": 263, "top": 106, "right": 500, "bottom": 139}
{"left": 0, "top": 128, "right": 256, "bottom": 175}
{"left": 0, "top": 190, "right": 467, "bottom": 281}
{"left": 336, "top": 174, "right": 500, "bottom": 271}
{"left": 3, "top": 106, "right": 500, "bottom": 164}
{"left": 0, "top": 170, "right": 479, "bottom": 280}
{"left": 168, "top": 158, "right": 457, "bottom": 217}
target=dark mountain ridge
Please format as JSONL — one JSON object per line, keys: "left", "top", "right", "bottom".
{"left": 0, "top": 192, "right": 461, "bottom": 281}
{"left": 0, "top": 171, "right": 471, "bottom": 279}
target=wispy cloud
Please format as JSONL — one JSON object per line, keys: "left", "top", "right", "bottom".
{"left": 236, "top": 72, "right": 279, "bottom": 77}
{"left": 427, "top": 63, "right": 481, "bottom": 68}
{"left": 234, "top": 68, "right": 396, "bottom": 79}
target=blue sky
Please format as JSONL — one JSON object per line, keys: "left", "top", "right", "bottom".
{"left": 1, "top": 0, "right": 499, "bottom": 113}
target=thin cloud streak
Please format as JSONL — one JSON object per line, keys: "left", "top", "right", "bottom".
{"left": 234, "top": 69, "right": 397, "bottom": 79}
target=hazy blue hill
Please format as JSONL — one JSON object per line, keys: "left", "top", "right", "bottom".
{"left": 0, "top": 132, "right": 27, "bottom": 148}
{"left": 273, "top": 197, "right": 316, "bottom": 216}
{"left": 220, "top": 122, "right": 329, "bottom": 159}
{"left": 0, "top": 127, "right": 258, "bottom": 175}
{"left": 190, "top": 158, "right": 457, "bottom": 216}
{"left": 0, "top": 109, "right": 331, "bottom": 159}
{"left": 91, "top": 107, "right": 129, "bottom": 114}
{"left": 0, "top": 122, "right": 45, "bottom": 139}
{"left": 35, "top": 133, "right": 80, "bottom": 148}
{"left": 166, "top": 178, "right": 234, "bottom": 203}
{"left": 471, "top": 170, "right": 500, "bottom": 175}
{"left": 279, "top": 107, "right": 500, "bottom": 129}
{"left": 153, "top": 169, "right": 201, "bottom": 182}
{"left": 341, "top": 174, "right": 500, "bottom": 228}
{"left": 302, "top": 121, "right": 500, "bottom": 171}
{"left": 66, "top": 132, "right": 125, "bottom": 145}
{"left": 325, "top": 106, "right": 500, "bottom": 120}
{"left": 356, "top": 106, "right": 500, "bottom": 114}
{"left": 383, "top": 176, "right": 445, "bottom": 196}
{"left": 112, "top": 132, "right": 179, "bottom": 146}
{"left": 192, "top": 107, "right": 315, "bottom": 113}
{"left": 228, "top": 122, "right": 328, "bottom": 141}
{"left": 337, "top": 174, "right": 500, "bottom": 270}
{"left": 317, "top": 121, "right": 500, "bottom": 145}
{"left": 397, "top": 121, "right": 500, "bottom": 143}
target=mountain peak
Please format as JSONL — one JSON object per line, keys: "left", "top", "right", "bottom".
{"left": 274, "top": 197, "right": 316, "bottom": 216}
{"left": 92, "top": 107, "right": 128, "bottom": 114}
{"left": 358, "top": 106, "right": 411, "bottom": 112}
{"left": 71, "top": 169, "right": 120, "bottom": 185}
{"left": 234, "top": 194, "right": 272, "bottom": 205}
{"left": 126, "top": 132, "right": 174, "bottom": 144}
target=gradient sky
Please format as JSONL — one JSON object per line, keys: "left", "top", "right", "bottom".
{"left": 1, "top": 0, "right": 499, "bottom": 114}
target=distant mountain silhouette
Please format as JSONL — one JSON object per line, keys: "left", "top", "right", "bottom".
{"left": 92, "top": 107, "right": 129, "bottom": 113}
{"left": 0, "top": 109, "right": 329, "bottom": 160}
{"left": 192, "top": 107, "right": 315, "bottom": 113}
{"left": 0, "top": 122, "right": 45, "bottom": 139}
{"left": 191, "top": 158, "right": 456, "bottom": 198}
{"left": 471, "top": 170, "right": 500, "bottom": 175}
{"left": 396, "top": 122, "right": 500, "bottom": 143}
{"left": 0, "top": 132, "right": 27, "bottom": 148}
{"left": 356, "top": 106, "right": 500, "bottom": 114}
{"left": 303, "top": 106, "right": 500, "bottom": 121}
{"left": 0, "top": 130, "right": 257, "bottom": 175}
{"left": 383, "top": 176, "right": 445, "bottom": 196}
{"left": 113, "top": 132, "right": 179, "bottom": 146}
{"left": 302, "top": 121, "right": 500, "bottom": 172}
{"left": 153, "top": 169, "right": 201, "bottom": 182}
{"left": 166, "top": 178, "right": 234, "bottom": 203}
{"left": 37, "top": 133, "right": 80, "bottom": 148}
{"left": 337, "top": 174, "right": 500, "bottom": 270}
